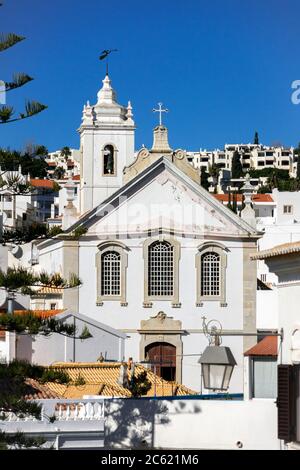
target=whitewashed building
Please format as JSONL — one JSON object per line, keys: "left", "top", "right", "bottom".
{"left": 21, "top": 73, "right": 263, "bottom": 394}
{"left": 187, "top": 143, "right": 296, "bottom": 176}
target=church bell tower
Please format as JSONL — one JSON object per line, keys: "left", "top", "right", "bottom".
{"left": 79, "top": 74, "right": 135, "bottom": 214}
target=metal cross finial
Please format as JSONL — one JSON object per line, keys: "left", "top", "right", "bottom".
{"left": 152, "top": 102, "right": 169, "bottom": 126}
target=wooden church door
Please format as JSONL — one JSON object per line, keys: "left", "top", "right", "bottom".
{"left": 145, "top": 342, "right": 176, "bottom": 381}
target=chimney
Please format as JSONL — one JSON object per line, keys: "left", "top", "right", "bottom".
{"left": 117, "top": 363, "right": 129, "bottom": 388}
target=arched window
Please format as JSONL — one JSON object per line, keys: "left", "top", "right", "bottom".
{"left": 196, "top": 243, "right": 227, "bottom": 305}
{"left": 95, "top": 242, "right": 128, "bottom": 304}
{"left": 201, "top": 251, "right": 220, "bottom": 297}
{"left": 103, "top": 145, "right": 115, "bottom": 175}
{"left": 101, "top": 251, "right": 121, "bottom": 296}
{"left": 148, "top": 241, "right": 174, "bottom": 297}
{"left": 143, "top": 238, "right": 181, "bottom": 306}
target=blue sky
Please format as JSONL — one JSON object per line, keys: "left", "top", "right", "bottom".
{"left": 1, "top": 0, "right": 300, "bottom": 152}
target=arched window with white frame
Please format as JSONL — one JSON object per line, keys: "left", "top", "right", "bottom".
{"left": 201, "top": 251, "right": 221, "bottom": 297}
{"left": 143, "top": 238, "right": 181, "bottom": 307}
{"left": 101, "top": 251, "right": 121, "bottom": 296}
{"left": 196, "top": 243, "right": 227, "bottom": 305}
{"left": 95, "top": 242, "right": 128, "bottom": 305}
{"left": 148, "top": 241, "right": 174, "bottom": 297}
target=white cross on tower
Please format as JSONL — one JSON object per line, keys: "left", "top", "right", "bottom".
{"left": 152, "top": 102, "right": 169, "bottom": 126}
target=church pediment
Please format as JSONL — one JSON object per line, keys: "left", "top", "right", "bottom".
{"left": 64, "top": 157, "right": 260, "bottom": 239}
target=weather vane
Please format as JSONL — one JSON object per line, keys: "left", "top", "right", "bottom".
{"left": 152, "top": 102, "right": 169, "bottom": 126}
{"left": 99, "top": 49, "right": 118, "bottom": 75}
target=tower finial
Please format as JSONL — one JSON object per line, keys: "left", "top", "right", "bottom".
{"left": 99, "top": 49, "right": 118, "bottom": 76}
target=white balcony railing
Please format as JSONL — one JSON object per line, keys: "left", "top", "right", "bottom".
{"left": 5, "top": 398, "right": 105, "bottom": 423}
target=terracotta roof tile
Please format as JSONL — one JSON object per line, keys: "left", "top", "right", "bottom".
{"left": 213, "top": 193, "right": 274, "bottom": 203}
{"left": 30, "top": 179, "right": 54, "bottom": 189}
{"left": 13, "top": 309, "right": 65, "bottom": 318}
{"left": 36, "top": 287, "right": 63, "bottom": 295}
{"left": 251, "top": 241, "right": 300, "bottom": 260}
{"left": 252, "top": 194, "right": 274, "bottom": 203}
{"left": 0, "top": 378, "right": 63, "bottom": 400}
{"left": 24, "top": 379, "right": 63, "bottom": 400}
{"left": 214, "top": 194, "right": 243, "bottom": 203}
{"left": 244, "top": 336, "right": 278, "bottom": 356}
{"left": 46, "top": 362, "right": 197, "bottom": 398}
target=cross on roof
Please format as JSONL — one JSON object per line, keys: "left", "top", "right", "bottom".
{"left": 152, "top": 102, "right": 169, "bottom": 126}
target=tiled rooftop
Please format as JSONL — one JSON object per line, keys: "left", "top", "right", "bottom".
{"left": 214, "top": 193, "right": 274, "bottom": 203}
{"left": 45, "top": 362, "right": 197, "bottom": 398}
{"left": 244, "top": 336, "right": 278, "bottom": 357}
{"left": 30, "top": 179, "right": 55, "bottom": 189}
{"left": 251, "top": 241, "right": 300, "bottom": 260}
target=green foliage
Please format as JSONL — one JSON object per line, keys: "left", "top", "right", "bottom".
{"left": 0, "top": 147, "right": 48, "bottom": 178}
{"left": 0, "top": 8, "right": 47, "bottom": 125}
{"left": 60, "top": 146, "right": 72, "bottom": 161}
{"left": 252, "top": 166, "right": 300, "bottom": 193}
{"left": 0, "top": 105, "right": 14, "bottom": 122}
{"left": 0, "top": 33, "right": 25, "bottom": 52}
{"left": 0, "top": 311, "right": 76, "bottom": 336}
{"left": 0, "top": 173, "right": 33, "bottom": 194}
{"left": 294, "top": 142, "right": 300, "bottom": 179}
{"left": 254, "top": 131, "right": 259, "bottom": 145}
{"left": 53, "top": 166, "right": 65, "bottom": 179}
{"left": 2, "top": 223, "right": 47, "bottom": 244}
{"left": 52, "top": 181, "right": 61, "bottom": 192}
{"left": 249, "top": 167, "right": 290, "bottom": 180}
{"left": 200, "top": 166, "right": 209, "bottom": 191}
{"left": 0, "top": 360, "right": 71, "bottom": 448}
{"left": 0, "top": 267, "right": 36, "bottom": 292}
{"left": 71, "top": 226, "right": 88, "bottom": 239}
{"left": 128, "top": 370, "right": 151, "bottom": 397}
{"left": 232, "top": 192, "right": 238, "bottom": 214}
{"left": 74, "top": 374, "right": 86, "bottom": 386}
{"left": 208, "top": 163, "right": 220, "bottom": 178}
{"left": 78, "top": 324, "right": 93, "bottom": 340}
{"left": 39, "top": 369, "right": 70, "bottom": 385}
{"left": 5, "top": 73, "right": 33, "bottom": 91}
{"left": 47, "top": 225, "right": 63, "bottom": 237}
{"left": 0, "top": 431, "right": 46, "bottom": 449}
{"left": 231, "top": 150, "right": 243, "bottom": 178}
{"left": 0, "top": 266, "right": 81, "bottom": 295}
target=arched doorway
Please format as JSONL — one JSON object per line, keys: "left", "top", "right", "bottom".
{"left": 145, "top": 342, "right": 176, "bottom": 381}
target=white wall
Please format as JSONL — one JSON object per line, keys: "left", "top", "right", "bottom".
{"left": 272, "top": 189, "right": 300, "bottom": 224}
{"left": 105, "top": 397, "right": 279, "bottom": 450}
{"left": 257, "top": 289, "right": 278, "bottom": 330}
{"left": 16, "top": 314, "right": 125, "bottom": 365}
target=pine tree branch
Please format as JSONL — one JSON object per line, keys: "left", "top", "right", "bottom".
{"left": 3, "top": 73, "right": 34, "bottom": 92}
{"left": 0, "top": 101, "right": 47, "bottom": 124}
{"left": 0, "top": 33, "right": 25, "bottom": 52}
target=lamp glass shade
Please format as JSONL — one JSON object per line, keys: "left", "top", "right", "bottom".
{"left": 199, "top": 345, "right": 236, "bottom": 391}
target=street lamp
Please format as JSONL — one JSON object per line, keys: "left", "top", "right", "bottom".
{"left": 199, "top": 345, "right": 237, "bottom": 391}
{"left": 199, "top": 317, "right": 237, "bottom": 392}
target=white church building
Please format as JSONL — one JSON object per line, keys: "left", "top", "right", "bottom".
{"left": 19, "top": 74, "right": 262, "bottom": 393}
